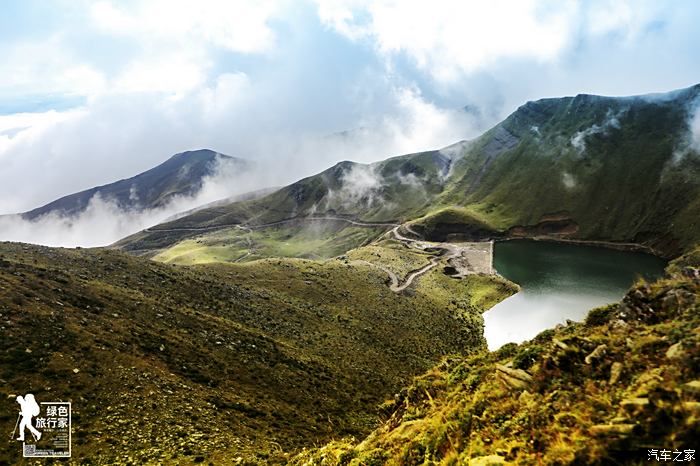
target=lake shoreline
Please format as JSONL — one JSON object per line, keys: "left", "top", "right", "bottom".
{"left": 483, "top": 239, "right": 668, "bottom": 350}
{"left": 497, "top": 235, "right": 670, "bottom": 259}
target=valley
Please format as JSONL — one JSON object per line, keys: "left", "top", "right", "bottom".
{"left": 3, "top": 2, "right": 700, "bottom": 463}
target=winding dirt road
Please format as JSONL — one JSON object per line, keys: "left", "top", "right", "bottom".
{"left": 383, "top": 225, "right": 464, "bottom": 291}
{"left": 144, "top": 216, "right": 398, "bottom": 233}
{"left": 144, "top": 215, "right": 492, "bottom": 292}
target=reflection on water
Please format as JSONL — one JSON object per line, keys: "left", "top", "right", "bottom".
{"left": 484, "top": 240, "right": 666, "bottom": 350}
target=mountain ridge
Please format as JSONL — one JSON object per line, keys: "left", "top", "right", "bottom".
{"left": 117, "top": 83, "right": 700, "bottom": 263}
{"left": 21, "top": 149, "right": 249, "bottom": 220}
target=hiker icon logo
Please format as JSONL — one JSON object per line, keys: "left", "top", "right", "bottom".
{"left": 11, "top": 393, "right": 71, "bottom": 458}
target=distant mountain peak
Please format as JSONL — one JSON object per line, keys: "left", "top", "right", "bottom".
{"left": 21, "top": 149, "right": 249, "bottom": 220}
{"left": 171, "top": 148, "right": 226, "bottom": 158}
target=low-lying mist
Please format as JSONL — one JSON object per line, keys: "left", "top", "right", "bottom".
{"left": 0, "top": 160, "right": 265, "bottom": 248}
{"left": 0, "top": 82, "right": 485, "bottom": 248}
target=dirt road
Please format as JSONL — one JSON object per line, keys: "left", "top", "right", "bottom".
{"left": 144, "top": 215, "right": 492, "bottom": 292}
{"left": 351, "top": 225, "right": 493, "bottom": 292}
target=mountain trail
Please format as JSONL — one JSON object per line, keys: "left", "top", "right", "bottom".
{"left": 353, "top": 225, "right": 494, "bottom": 292}
{"left": 145, "top": 215, "right": 493, "bottom": 291}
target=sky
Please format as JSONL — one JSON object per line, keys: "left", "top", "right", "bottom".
{"left": 0, "top": 0, "right": 699, "bottom": 244}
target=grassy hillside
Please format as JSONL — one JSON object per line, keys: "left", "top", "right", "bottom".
{"left": 153, "top": 221, "right": 389, "bottom": 265}
{"left": 0, "top": 242, "right": 513, "bottom": 464}
{"left": 406, "top": 207, "right": 499, "bottom": 243}
{"left": 115, "top": 150, "right": 454, "bottom": 257}
{"left": 292, "top": 254, "right": 700, "bottom": 465}
{"left": 441, "top": 84, "right": 700, "bottom": 255}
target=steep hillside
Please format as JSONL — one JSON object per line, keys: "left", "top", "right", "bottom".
{"left": 439, "top": 84, "right": 700, "bottom": 256}
{"left": 0, "top": 241, "right": 513, "bottom": 464}
{"left": 292, "top": 254, "right": 700, "bottom": 465}
{"left": 21, "top": 149, "right": 248, "bottom": 220}
{"left": 114, "top": 149, "right": 455, "bottom": 257}
{"left": 117, "top": 84, "right": 700, "bottom": 262}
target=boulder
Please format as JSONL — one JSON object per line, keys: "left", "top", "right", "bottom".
{"left": 665, "top": 342, "right": 684, "bottom": 359}
{"left": 681, "top": 380, "right": 700, "bottom": 395}
{"left": 589, "top": 424, "right": 636, "bottom": 436}
{"left": 609, "top": 362, "right": 623, "bottom": 385}
{"left": 495, "top": 364, "right": 533, "bottom": 390}
{"left": 553, "top": 338, "right": 569, "bottom": 350}
{"left": 585, "top": 344, "right": 607, "bottom": 364}
{"left": 620, "top": 397, "right": 650, "bottom": 413}
{"left": 471, "top": 455, "right": 506, "bottom": 465}
{"left": 682, "top": 401, "right": 700, "bottom": 415}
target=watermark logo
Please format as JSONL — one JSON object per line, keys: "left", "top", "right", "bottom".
{"left": 10, "top": 393, "right": 71, "bottom": 458}
{"left": 648, "top": 449, "right": 695, "bottom": 462}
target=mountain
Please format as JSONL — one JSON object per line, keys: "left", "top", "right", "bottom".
{"left": 117, "top": 84, "right": 700, "bottom": 262}
{"left": 113, "top": 148, "right": 456, "bottom": 260}
{"left": 437, "top": 84, "right": 700, "bottom": 256}
{"left": 21, "top": 149, "right": 248, "bottom": 220}
{"left": 3, "top": 84, "right": 700, "bottom": 464}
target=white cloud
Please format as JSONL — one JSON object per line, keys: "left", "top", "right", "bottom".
{"left": 585, "top": 0, "right": 658, "bottom": 41}
{"left": 115, "top": 53, "right": 210, "bottom": 94}
{"left": 0, "top": 1, "right": 284, "bottom": 102}
{"left": 570, "top": 108, "right": 623, "bottom": 154}
{"left": 315, "top": 0, "right": 663, "bottom": 83}
{"left": 197, "top": 73, "right": 251, "bottom": 121}
{"left": 0, "top": 109, "right": 88, "bottom": 166}
{"left": 0, "top": 155, "right": 259, "bottom": 248}
{"left": 379, "top": 85, "right": 472, "bottom": 152}
{"left": 673, "top": 99, "right": 700, "bottom": 163}
{"left": 690, "top": 105, "right": 700, "bottom": 153}
{"left": 0, "top": 36, "right": 106, "bottom": 98}
{"left": 90, "top": 0, "right": 282, "bottom": 54}
{"left": 0, "top": 110, "right": 83, "bottom": 136}
{"left": 330, "top": 164, "right": 384, "bottom": 208}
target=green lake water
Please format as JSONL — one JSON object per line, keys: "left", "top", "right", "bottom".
{"left": 484, "top": 239, "right": 667, "bottom": 350}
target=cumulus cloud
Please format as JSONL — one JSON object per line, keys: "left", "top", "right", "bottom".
{"left": 570, "top": 109, "right": 623, "bottom": 154}
{"left": 90, "top": 0, "right": 282, "bottom": 54}
{"left": 317, "top": 0, "right": 572, "bottom": 82}
{"left": 1, "top": 1, "right": 283, "bottom": 103}
{"left": 315, "top": 0, "right": 664, "bottom": 84}
{"left": 0, "top": 36, "right": 106, "bottom": 99}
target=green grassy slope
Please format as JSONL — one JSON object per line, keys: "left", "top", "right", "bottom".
{"left": 0, "top": 241, "right": 511, "bottom": 464}
{"left": 292, "top": 254, "right": 700, "bottom": 465}
{"left": 440, "top": 85, "right": 700, "bottom": 255}
{"left": 153, "top": 221, "right": 388, "bottom": 265}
